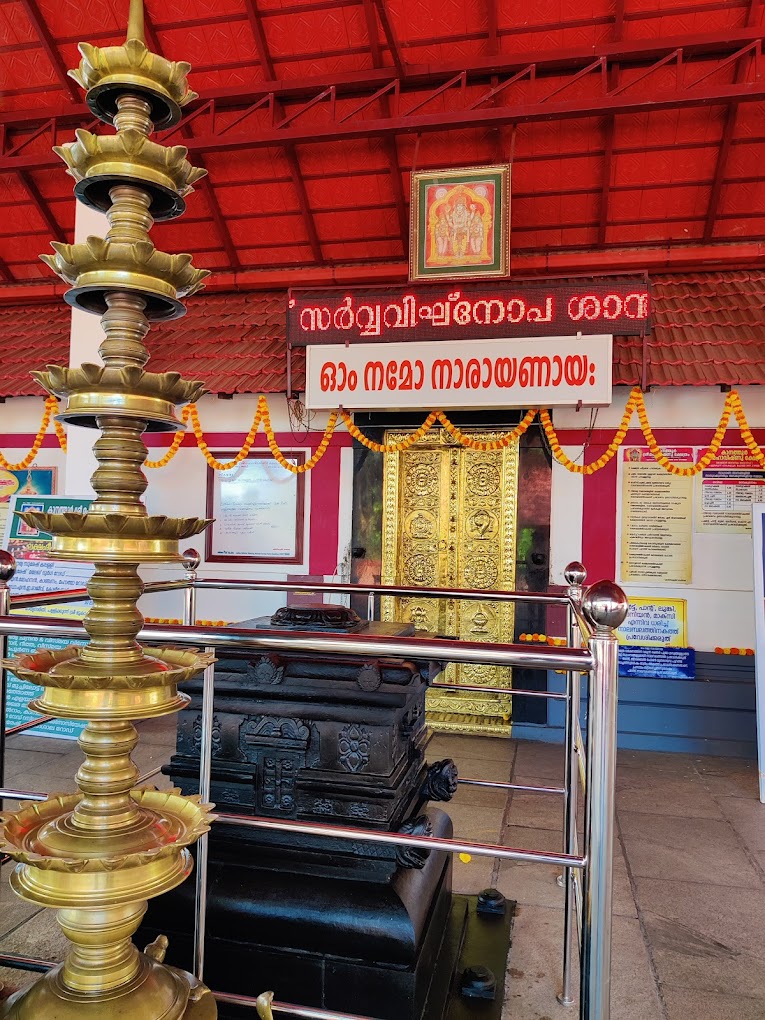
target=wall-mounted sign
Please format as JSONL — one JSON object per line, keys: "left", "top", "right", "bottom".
{"left": 695, "top": 448, "right": 765, "bottom": 534}
{"left": 288, "top": 279, "right": 650, "bottom": 346}
{"left": 617, "top": 597, "right": 687, "bottom": 647}
{"left": 4, "top": 494, "right": 92, "bottom": 740}
{"left": 0, "top": 467, "right": 56, "bottom": 540}
{"left": 619, "top": 447, "right": 694, "bottom": 585}
{"left": 409, "top": 164, "right": 511, "bottom": 281}
{"left": 205, "top": 451, "right": 305, "bottom": 564}
{"left": 619, "top": 646, "right": 696, "bottom": 680}
{"left": 305, "top": 334, "right": 613, "bottom": 411}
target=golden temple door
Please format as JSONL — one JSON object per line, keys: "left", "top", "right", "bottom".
{"left": 380, "top": 429, "right": 519, "bottom": 736}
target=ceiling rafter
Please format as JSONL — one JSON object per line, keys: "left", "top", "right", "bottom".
{"left": 142, "top": 7, "right": 241, "bottom": 270}
{"left": 373, "top": 0, "right": 404, "bottom": 76}
{"left": 3, "top": 25, "right": 764, "bottom": 133}
{"left": 18, "top": 0, "right": 80, "bottom": 104}
{"left": 703, "top": 0, "right": 763, "bottom": 241}
{"left": 3, "top": 41, "right": 765, "bottom": 173}
{"left": 18, "top": 170, "right": 65, "bottom": 243}
{"left": 597, "top": 0, "right": 626, "bottom": 246}
{"left": 363, "top": 0, "right": 408, "bottom": 252}
{"left": 243, "top": 0, "right": 323, "bottom": 264}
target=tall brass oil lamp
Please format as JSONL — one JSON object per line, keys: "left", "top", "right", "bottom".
{"left": 0, "top": 1, "right": 218, "bottom": 1015}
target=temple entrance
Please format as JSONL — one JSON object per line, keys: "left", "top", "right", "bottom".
{"left": 380, "top": 429, "right": 519, "bottom": 736}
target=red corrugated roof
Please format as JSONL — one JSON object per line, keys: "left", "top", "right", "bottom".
{"left": 613, "top": 271, "right": 765, "bottom": 386}
{"left": 1, "top": 272, "right": 762, "bottom": 399}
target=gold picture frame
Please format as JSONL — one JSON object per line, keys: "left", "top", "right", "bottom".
{"left": 409, "top": 163, "right": 511, "bottom": 281}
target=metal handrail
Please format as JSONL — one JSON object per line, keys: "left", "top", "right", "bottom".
{"left": 215, "top": 811, "right": 586, "bottom": 869}
{"left": 191, "top": 576, "right": 571, "bottom": 604}
{"left": 0, "top": 614, "right": 594, "bottom": 674}
{"left": 10, "top": 578, "right": 192, "bottom": 610}
{"left": 0, "top": 559, "right": 622, "bottom": 1020}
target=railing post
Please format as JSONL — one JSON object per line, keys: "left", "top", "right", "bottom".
{"left": 194, "top": 647, "right": 216, "bottom": 984}
{"left": 0, "top": 550, "right": 17, "bottom": 793}
{"left": 580, "top": 580, "right": 628, "bottom": 1020}
{"left": 559, "top": 560, "right": 587, "bottom": 1006}
{"left": 182, "top": 548, "right": 200, "bottom": 627}
{"left": 366, "top": 589, "right": 375, "bottom": 622}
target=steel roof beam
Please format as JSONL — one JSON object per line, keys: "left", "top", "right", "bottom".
{"left": 598, "top": 0, "right": 625, "bottom": 247}
{"left": 121, "top": 62, "right": 765, "bottom": 159}
{"left": 373, "top": 0, "right": 404, "bottom": 76}
{"left": 2, "top": 24, "right": 762, "bottom": 131}
{"left": 3, "top": 69, "right": 764, "bottom": 172}
{"left": 17, "top": 171, "right": 65, "bottom": 243}
{"left": 18, "top": 0, "right": 80, "bottom": 104}
{"left": 142, "top": 18, "right": 241, "bottom": 271}
{"left": 703, "top": 0, "right": 763, "bottom": 240}
{"left": 363, "top": 0, "right": 407, "bottom": 252}
{"left": 243, "top": 0, "right": 323, "bottom": 263}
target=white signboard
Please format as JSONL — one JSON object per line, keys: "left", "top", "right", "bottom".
{"left": 305, "top": 334, "right": 613, "bottom": 410}
{"left": 752, "top": 502, "right": 765, "bottom": 802}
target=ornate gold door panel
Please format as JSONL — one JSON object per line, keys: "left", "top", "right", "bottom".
{"left": 381, "top": 430, "right": 518, "bottom": 736}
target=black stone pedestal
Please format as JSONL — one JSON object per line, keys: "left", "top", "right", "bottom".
{"left": 139, "top": 613, "right": 513, "bottom": 1019}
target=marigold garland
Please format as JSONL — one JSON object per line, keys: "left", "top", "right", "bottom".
{"left": 340, "top": 409, "right": 439, "bottom": 453}
{"left": 540, "top": 392, "right": 639, "bottom": 475}
{"left": 8, "top": 389, "right": 765, "bottom": 479}
{"left": 261, "top": 398, "right": 338, "bottom": 473}
{"left": 0, "top": 396, "right": 60, "bottom": 471}
{"left": 144, "top": 406, "right": 191, "bottom": 468}
{"left": 436, "top": 408, "right": 538, "bottom": 450}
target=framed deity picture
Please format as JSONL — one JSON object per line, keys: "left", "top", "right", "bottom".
{"left": 205, "top": 451, "right": 305, "bottom": 564}
{"left": 409, "top": 164, "right": 511, "bottom": 281}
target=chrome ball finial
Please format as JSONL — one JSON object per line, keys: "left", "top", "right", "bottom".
{"left": 181, "top": 548, "right": 201, "bottom": 572}
{"left": 0, "top": 549, "right": 17, "bottom": 584}
{"left": 564, "top": 561, "right": 587, "bottom": 587}
{"left": 582, "top": 580, "right": 629, "bottom": 632}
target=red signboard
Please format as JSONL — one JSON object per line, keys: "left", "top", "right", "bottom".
{"left": 287, "top": 278, "right": 650, "bottom": 346}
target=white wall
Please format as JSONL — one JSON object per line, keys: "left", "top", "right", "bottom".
{"left": 138, "top": 392, "right": 353, "bottom": 624}
{"left": 551, "top": 384, "right": 765, "bottom": 650}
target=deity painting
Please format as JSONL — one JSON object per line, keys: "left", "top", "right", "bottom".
{"left": 410, "top": 164, "right": 510, "bottom": 281}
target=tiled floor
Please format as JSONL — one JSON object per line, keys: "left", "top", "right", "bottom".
{"left": 1, "top": 724, "right": 764, "bottom": 1020}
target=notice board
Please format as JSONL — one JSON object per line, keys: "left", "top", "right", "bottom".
{"left": 4, "top": 494, "right": 92, "bottom": 740}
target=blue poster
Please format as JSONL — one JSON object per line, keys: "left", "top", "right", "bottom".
{"left": 619, "top": 645, "right": 695, "bottom": 680}
{"left": 4, "top": 494, "right": 93, "bottom": 740}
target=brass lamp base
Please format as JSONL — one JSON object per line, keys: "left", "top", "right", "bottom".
{"left": 1, "top": 957, "right": 216, "bottom": 1020}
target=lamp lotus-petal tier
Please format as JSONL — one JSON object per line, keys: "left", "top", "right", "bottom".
{"left": 70, "top": 1, "right": 197, "bottom": 129}
{"left": 55, "top": 129, "right": 206, "bottom": 220}
{"left": 41, "top": 238, "right": 210, "bottom": 319}
{"left": 33, "top": 364, "right": 206, "bottom": 431}
{"left": 4, "top": 645, "right": 214, "bottom": 690}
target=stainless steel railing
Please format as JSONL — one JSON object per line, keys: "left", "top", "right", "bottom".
{"left": 0, "top": 555, "right": 623, "bottom": 1020}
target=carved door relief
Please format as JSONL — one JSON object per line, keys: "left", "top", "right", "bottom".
{"left": 381, "top": 429, "right": 518, "bottom": 736}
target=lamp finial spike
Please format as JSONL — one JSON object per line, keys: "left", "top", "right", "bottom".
{"left": 126, "top": 0, "right": 146, "bottom": 43}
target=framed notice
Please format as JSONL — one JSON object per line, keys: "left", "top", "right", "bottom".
{"left": 205, "top": 451, "right": 305, "bottom": 564}
{"left": 410, "top": 164, "right": 510, "bottom": 281}
{"left": 619, "top": 447, "right": 693, "bottom": 585}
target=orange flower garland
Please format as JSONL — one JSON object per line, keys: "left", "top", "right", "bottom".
{"left": 0, "top": 396, "right": 60, "bottom": 471}
{"left": 261, "top": 398, "right": 337, "bottom": 473}
{"left": 340, "top": 409, "right": 439, "bottom": 453}
{"left": 436, "top": 408, "right": 538, "bottom": 450}
{"left": 634, "top": 389, "right": 734, "bottom": 477}
{"left": 540, "top": 390, "right": 639, "bottom": 475}
{"left": 11, "top": 389, "right": 761, "bottom": 479}
{"left": 144, "top": 406, "right": 191, "bottom": 468}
